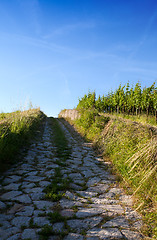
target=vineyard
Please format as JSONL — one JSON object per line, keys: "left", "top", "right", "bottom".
{"left": 77, "top": 82, "right": 157, "bottom": 123}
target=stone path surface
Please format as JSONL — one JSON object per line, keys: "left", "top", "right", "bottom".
{"left": 0, "top": 119, "right": 145, "bottom": 240}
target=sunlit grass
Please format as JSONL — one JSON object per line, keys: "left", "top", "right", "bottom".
{"left": 0, "top": 108, "right": 46, "bottom": 172}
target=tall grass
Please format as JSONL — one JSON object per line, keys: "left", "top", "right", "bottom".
{"left": 0, "top": 108, "right": 46, "bottom": 172}
{"left": 104, "top": 112, "right": 157, "bottom": 127}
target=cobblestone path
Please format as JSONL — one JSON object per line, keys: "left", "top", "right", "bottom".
{"left": 0, "top": 119, "right": 144, "bottom": 240}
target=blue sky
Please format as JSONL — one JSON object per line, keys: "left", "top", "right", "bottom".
{"left": 0, "top": 0, "right": 157, "bottom": 116}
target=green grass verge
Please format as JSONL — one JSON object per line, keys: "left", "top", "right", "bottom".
{"left": 0, "top": 108, "right": 46, "bottom": 172}
{"left": 105, "top": 112, "right": 157, "bottom": 127}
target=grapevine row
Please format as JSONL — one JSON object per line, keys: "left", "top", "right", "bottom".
{"left": 77, "top": 82, "right": 157, "bottom": 122}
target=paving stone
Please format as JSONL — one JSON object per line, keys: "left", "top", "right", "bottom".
{"left": 15, "top": 206, "right": 34, "bottom": 216}
{"left": 0, "top": 219, "right": 11, "bottom": 229}
{"left": 60, "top": 209, "right": 75, "bottom": 218}
{"left": 64, "top": 233, "right": 84, "bottom": 240}
{"left": 33, "top": 209, "right": 45, "bottom": 217}
{"left": 69, "top": 183, "right": 82, "bottom": 190}
{"left": 8, "top": 203, "right": 24, "bottom": 214}
{"left": 81, "top": 170, "right": 94, "bottom": 178}
{"left": 86, "top": 237, "right": 99, "bottom": 240}
{"left": 119, "top": 195, "right": 133, "bottom": 206}
{"left": 13, "top": 194, "right": 32, "bottom": 204}
{"left": 0, "top": 214, "right": 13, "bottom": 221}
{"left": 87, "top": 227, "right": 124, "bottom": 239}
{"left": 3, "top": 175, "right": 21, "bottom": 184}
{"left": 45, "top": 169, "right": 55, "bottom": 175}
{"left": 69, "top": 172, "right": 83, "bottom": 179}
{"left": 88, "top": 184, "right": 109, "bottom": 194}
{"left": 3, "top": 183, "right": 21, "bottom": 191}
{"left": 27, "top": 171, "right": 38, "bottom": 176}
{"left": 24, "top": 187, "right": 43, "bottom": 194}
{"left": 90, "top": 204, "right": 124, "bottom": 214}
{"left": 71, "top": 178, "right": 85, "bottom": 185}
{"left": 105, "top": 187, "right": 123, "bottom": 199}
{"left": 76, "top": 208, "right": 104, "bottom": 218}
{"left": 121, "top": 229, "right": 144, "bottom": 239}
{"left": 39, "top": 181, "right": 51, "bottom": 187}
{"left": 59, "top": 199, "right": 77, "bottom": 208}
{"left": 86, "top": 177, "right": 101, "bottom": 187}
{"left": 30, "top": 192, "right": 45, "bottom": 200}
{"left": 64, "top": 191, "right": 75, "bottom": 200}
{"left": 76, "top": 191, "right": 97, "bottom": 198}
{"left": 7, "top": 233, "right": 21, "bottom": 240}
{"left": 25, "top": 176, "right": 45, "bottom": 182}
{"left": 33, "top": 217, "right": 51, "bottom": 227}
{"left": 22, "top": 182, "right": 36, "bottom": 189}
{"left": 0, "top": 226, "right": 20, "bottom": 239}
{"left": 91, "top": 197, "right": 119, "bottom": 205}
{"left": 16, "top": 169, "right": 28, "bottom": 175}
{"left": 34, "top": 200, "right": 54, "bottom": 210}
{"left": 53, "top": 222, "right": 64, "bottom": 233}
{"left": 67, "top": 216, "right": 103, "bottom": 232}
{"left": 11, "top": 216, "right": 31, "bottom": 228}
{"left": 0, "top": 201, "right": 6, "bottom": 209}
{"left": 1, "top": 191, "right": 22, "bottom": 200}
{"left": 21, "top": 228, "right": 39, "bottom": 239}
{"left": 102, "top": 216, "right": 130, "bottom": 228}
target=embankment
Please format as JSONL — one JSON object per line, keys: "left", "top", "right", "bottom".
{"left": 59, "top": 109, "right": 157, "bottom": 238}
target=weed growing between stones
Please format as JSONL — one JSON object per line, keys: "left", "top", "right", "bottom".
{"left": 47, "top": 211, "right": 66, "bottom": 224}
{"left": 38, "top": 225, "right": 55, "bottom": 240}
{"left": 48, "top": 117, "right": 71, "bottom": 161}
{"left": 39, "top": 212, "right": 69, "bottom": 240}
{"left": 43, "top": 118, "right": 72, "bottom": 202}
{"left": 43, "top": 168, "right": 71, "bottom": 202}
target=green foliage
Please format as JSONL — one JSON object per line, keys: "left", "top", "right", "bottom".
{"left": 76, "top": 82, "right": 157, "bottom": 123}
{"left": 0, "top": 109, "right": 46, "bottom": 172}
{"left": 75, "top": 109, "right": 110, "bottom": 141}
{"left": 44, "top": 167, "right": 71, "bottom": 201}
{"left": 38, "top": 225, "right": 54, "bottom": 240}
{"left": 47, "top": 211, "right": 66, "bottom": 224}
{"left": 76, "top": 91, "right": 96, "bottom": 110}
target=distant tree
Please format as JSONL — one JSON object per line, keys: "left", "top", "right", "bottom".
{"left": 134, "top": 82, "right": 141, "bottom": 115}
{"left": 127, "top": 87, "right": 135, "bottom": 115}
{"left": 125, "top": 82, "right": 130, "bottom": 114}
{"left": 142, "top": 83, "right": 155, "bottom": 118}
{"left": 152, "top": 85, "right": 157, "bottom": 122}
{"left": 95, "top": 95, "right": 103, "bottom": 112}
{"left": 77, "top": 91, "right": 96, "bottom": 110}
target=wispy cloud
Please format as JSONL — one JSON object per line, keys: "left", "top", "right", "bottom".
{"left": 43, "top": 21, "right": 96, "bottom": 39}
{"left": 0, "top": 31, "right": 75, "bottom": 55}
{"left": 17, "top": 0, "right": 41, "bottom": 34}
{"left": 128, "top": 7, "right": 157, "bottom": 60}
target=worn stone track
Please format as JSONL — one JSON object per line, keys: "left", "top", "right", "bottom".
{"left": 0, "top": 119, "right": 145, "bottom": 240}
